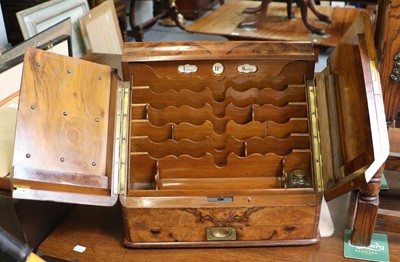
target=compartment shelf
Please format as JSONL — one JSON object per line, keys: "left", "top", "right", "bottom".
{"left": 128, "top": 58, "right": 313, "bottom": 193}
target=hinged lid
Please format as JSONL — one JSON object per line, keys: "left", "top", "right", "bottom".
{"left": 315, "top": 12, "right": 389, "bottom": 200}
{"left": 11, "top": 48, "right": 123, "bottom": 206}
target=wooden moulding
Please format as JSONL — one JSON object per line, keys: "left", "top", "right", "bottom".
{"left": 131, "top": 102, "right": 307, "bottom": 130}
{"left": 129, "top": 149, "right": 311, "bottom": 192}
{"left": 130, "top": 118, "right": 309, "bottom": 145}
{"left": 125, "top": 60, "right": 312, "bottom": 97}
{"left": 246, "top": 135, "right": 310, "bottom": 155}
{"left": 131, "top": 136, "right": 244, "bottom": 165}
{"left": 173, "top": 118, "right": 309, "bottom": 142}
{"left": 253, "top": 103, "right": 308, "bottom": 123}
{"left": 131, "top": 84, "right": 306, "bottom": 109}
{"left": 157, "top": 177, "right": 283, "bottom": 190}
{"left": 122, "top": 41, "right": 316, "bottom": 63}
{"left": 141, "top": 103, "right": 253, "bottom": 131}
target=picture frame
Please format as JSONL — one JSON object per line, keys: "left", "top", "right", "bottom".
{"left": 16, "top": 0, "right": 89, "bottom": 58}
{"left": 0, "top": 21, "right": 72, "bottom": 182}
{"left": 0, "top": 18, "right": 72, "bottom": 105}
{"left": 1, "top": 18, "right": 72, "bottom": 69}
{"left": 79, "top": 0, "right": 124, "bottom": 55}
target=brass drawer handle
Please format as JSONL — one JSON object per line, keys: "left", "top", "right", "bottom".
{"left": 206, "top": 227, "right": 236, "bottom": 241}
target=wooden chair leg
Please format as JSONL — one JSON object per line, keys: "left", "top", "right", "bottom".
{"left": 238, "top": 0, "right": 271, "bottom": 28}
{"left": 307, "top": 0, "right": 332, "bottom": 23}
{"left": 243, "top": 4, "right": 262, "bottom": 14}
{"left": 128, "top": 0, "right": 162, "bottom": 42}
{"left": 297, "top": 0, "right": 325, "bottom": 35}
{"left": 287, "top": 0, "right": 295, "bottom": 19}
{"left": 127, "top": 0, "right": 184, "bottom": 42}
{"left": 350, "top": 165, "right": 384, "bottom": 246}
{"left": 127, "top": 0, "right": 142, "bottom": 42}
{"left": 169, "top": 2, "right": 185, "bottom": 30}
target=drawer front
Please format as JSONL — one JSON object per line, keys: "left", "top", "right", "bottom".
{"left": 122, "top": 204, "right": 319, "bottom": 245}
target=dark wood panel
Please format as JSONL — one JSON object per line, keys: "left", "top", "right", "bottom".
{"left": 176, "top": 0, "right": 221, "bottom": 20}
{"left": 375, "top": 0, "right": 400, "bottom": 124}
{"left": 0, "top": 0, "right": 49, "bottom": 45}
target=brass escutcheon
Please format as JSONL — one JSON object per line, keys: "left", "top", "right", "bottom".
{"left": 206, "top": 227, "right": 236, "bottom": 241}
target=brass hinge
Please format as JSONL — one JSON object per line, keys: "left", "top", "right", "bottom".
{"left": 308, "top": 85, "right": 324, "bottom": 192}
{"left": 113, "top": 82, "right": 130, "bottom": 195}
{"left": 390, "top": 52, "right": 400, "bottom": 81}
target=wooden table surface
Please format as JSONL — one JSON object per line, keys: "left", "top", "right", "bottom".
{"left": 186, "top": 1, "right": 374, "bottom": 47}
{"left": 35, "top": 53, "right": 400, "bottom": 262}
{"left": 37, "top": 192, "right": 400, "bottom": 262}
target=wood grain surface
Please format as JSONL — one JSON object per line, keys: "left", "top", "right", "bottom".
{"left": 37, "top": 192, "right": 400, "bottom": 261}
{"left": 386, "top": 128, "right": 400, "bottom": 171}
{"left": 185, "top": 1, "right": 374, "bottom": 47}
{"left": 375, "top": 0, "right": 400, "bottom": 123}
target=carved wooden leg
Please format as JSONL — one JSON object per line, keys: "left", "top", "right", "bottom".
{"left": 127, "top": 0, "right": 168, "bottom": 42}
{"left": 128, "top": 0, "right": 144, "bottom": 42}
{"left": 219, "top": 0, "right": 225, "bottom": 5}
{"left": 243, "top": 4, "right": 262, "bottom": 15}
{"left": 307, "top": 0, "right": 332, "bottom": 23}
{"left": 238, "top": 0, "right": 271, "bottom": 28}
{"left": 350, "top": 165, "right": 384, "bottom": 246}
{"left": 169, "top": 2, "right": 185, "bottom": 30}
{"left": 297, "top": 0, "right": 325, "bottom": 35}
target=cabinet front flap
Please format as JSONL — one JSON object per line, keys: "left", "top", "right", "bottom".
{"left": 12, "top": 48, "right": 120, "bottom": 206}
{"left": 318, "top": 12, "right": 389, "bottom": 200}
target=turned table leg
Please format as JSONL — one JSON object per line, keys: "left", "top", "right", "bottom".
{"left": 128, "top": 0, "right": 163, "bottom": 42}
{"left": 127, "top": 0, "right": 184, "bottom": 42}
{"left": 350, "top": 165, "right": 384, "bottom": 246}
{"left": 168, "top": 1, "right": 186, "bottom": 31}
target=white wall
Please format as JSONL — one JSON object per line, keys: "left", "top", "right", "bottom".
{"left": 0, "top": 4, "right": 8, "bottom": 49}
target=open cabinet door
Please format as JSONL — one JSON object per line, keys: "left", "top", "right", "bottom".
{"left": 11, "top": 48, "right": 121, "bottom": 206}
{"left": 314, "top": 12, "right": 389, "bottom": 201}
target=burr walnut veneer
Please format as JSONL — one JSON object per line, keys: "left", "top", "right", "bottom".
{"left": 11, "top": 13, "right": 388, "bottom": 248}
